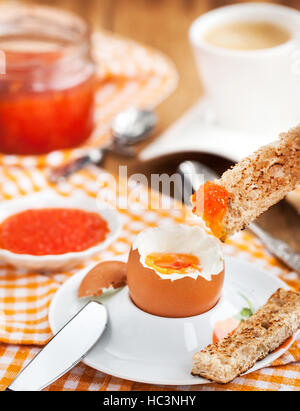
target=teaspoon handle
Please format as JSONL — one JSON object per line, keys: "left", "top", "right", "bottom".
{"left": 49, "top": 149, "right": 105, "bottom": 183}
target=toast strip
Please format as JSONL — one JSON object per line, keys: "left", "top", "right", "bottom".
{"left": 191, "top": 288, "right": 300, "bottom": 384}
{"left": 286, "top": 186, "right": 300, "bottom": 214}
{"left": 192, "top": 124, "right": 300, "bottom": 240}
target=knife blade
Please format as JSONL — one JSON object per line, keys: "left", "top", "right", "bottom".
{"left": 6, "top": 301, "right": 107, "bottom": 391}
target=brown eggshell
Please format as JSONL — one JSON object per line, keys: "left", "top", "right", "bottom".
{"left": 78, "top": 260, "right": 127, "bottom": 298}
{"left": 127, "top": 248, "right": 224, "bottom": 318}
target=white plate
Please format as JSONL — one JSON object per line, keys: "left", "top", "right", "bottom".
{"left": 0, "top": 191, "right": 122, "bottom": 271}
{"left": 49, "top": 256, "right": 295, "bottom": 386}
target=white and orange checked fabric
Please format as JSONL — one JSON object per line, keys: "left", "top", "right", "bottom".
{"left": 0, "top": 30, "right": 178, "bottom": 169}
{"left": 0, "top": 165, "right": 298, "bottom": 392}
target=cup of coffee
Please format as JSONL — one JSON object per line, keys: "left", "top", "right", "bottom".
{"left": 189, "top": 3, "right": 300, "bottom": 135}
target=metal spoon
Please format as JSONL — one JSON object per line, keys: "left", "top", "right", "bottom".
{"left": 177, "top": 160, "right": 300, "bottom": 274}
{"left": 49, "top": 107, "right": 157, "bottom": 183}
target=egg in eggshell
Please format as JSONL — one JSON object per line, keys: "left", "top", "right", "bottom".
{"left": 127, "top": 224, "right": 224, "bottom": 318}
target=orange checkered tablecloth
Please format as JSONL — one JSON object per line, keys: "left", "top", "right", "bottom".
{"left": 0, "top": 165, "right": 298, "bottom": 392}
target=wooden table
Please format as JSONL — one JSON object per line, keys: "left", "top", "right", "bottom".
{"left": 13, "top": 0, "right": 300, "bottom": 253}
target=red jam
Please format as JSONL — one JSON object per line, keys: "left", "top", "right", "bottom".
{"left": 0, "top": 5, "right": 95, "bottom": 155}
{"left": 0, "top": 70, "right": 95, "bottom": 155}
{"left": 145, "top": 253, "right": 201, "bottom": 274}
{"left": 0, "top": 208, "right": 109, "bottom": 255}
{"left": 192, "top": 182, "right": 229, "bottom": 239}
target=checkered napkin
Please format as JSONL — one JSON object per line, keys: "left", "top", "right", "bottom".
{"left": 0, "top": 166, "right": 298, "bottom": 391}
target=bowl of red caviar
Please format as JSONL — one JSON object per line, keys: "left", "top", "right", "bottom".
{"left": 0, "top": 192, "right": 122, "bottom": 271}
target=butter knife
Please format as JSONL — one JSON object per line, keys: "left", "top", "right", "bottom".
{"left": 6, "top": 301, "right": 107, "bottom": 391}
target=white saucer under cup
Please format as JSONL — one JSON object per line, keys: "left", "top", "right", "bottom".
{"left": 49, "top": 256, "right": 296, "bottom": 386}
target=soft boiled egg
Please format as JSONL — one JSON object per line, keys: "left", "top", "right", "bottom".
{"left": 127, "top": 224, "right": 224, "bottom": 318}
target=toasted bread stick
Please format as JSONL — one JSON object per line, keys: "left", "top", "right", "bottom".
{"left": 287, "top": 186, "right": 300, "bottom": 214}
{"left": 191, "top": 288, "right": 300, "bottom": 384}
{"left": 192, "top": 125, "right": 300, "bottom": 240}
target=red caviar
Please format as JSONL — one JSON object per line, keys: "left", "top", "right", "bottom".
{"left": 192, "top": 182, "right": 229, "bottom": 238}
{"left": 145, "top": 253, "right": 201, "bottom": 274}
{"left": 0, "top": 208, "right": 109, "bottom": 255}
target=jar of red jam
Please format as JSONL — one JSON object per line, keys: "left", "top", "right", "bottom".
{"left": 0, "top": 4, "right": 96, "bottom": 155}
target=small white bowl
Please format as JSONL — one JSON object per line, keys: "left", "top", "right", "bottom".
{"left": 0, "top": 191, "right": 122, "bottom": 271}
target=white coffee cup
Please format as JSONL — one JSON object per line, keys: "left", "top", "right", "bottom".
{"left": 189, "top": 3, "right": 300, "bottom": 136}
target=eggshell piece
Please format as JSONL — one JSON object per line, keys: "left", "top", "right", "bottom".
{"left": 78, "top": 260, "right": 127, "bottom": 298}
{"left": 127, "top": 248, "right": 224, "bottom": 318}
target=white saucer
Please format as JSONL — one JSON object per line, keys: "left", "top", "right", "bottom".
{"left": 49, "top": 256, "right": 295, "bottom": 386}
{"left": 140, "top": 99, "right": 274, "bottom": 163}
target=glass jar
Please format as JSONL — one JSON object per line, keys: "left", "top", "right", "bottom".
{"left": 0, "top": 4, "right": 96, "bottom": 155}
